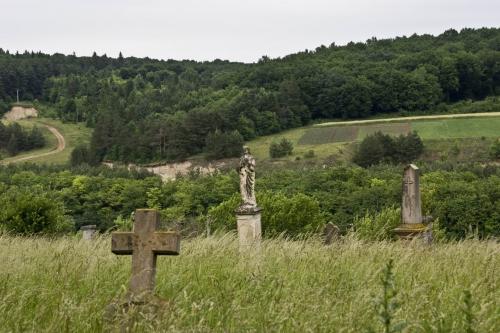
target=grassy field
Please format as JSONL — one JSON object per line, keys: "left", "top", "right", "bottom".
{"left": 0, "top": 118, "right": 92, "bottom": 165}
{"left": 0, "top": 234, "right": 497, "bottom": 332}
{"left": 247, "top": 116, "right": 500, "bottom": 162}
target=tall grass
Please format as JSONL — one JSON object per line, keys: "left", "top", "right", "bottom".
{"left": 0, "top": 234, "right": 498, "bottom": 332}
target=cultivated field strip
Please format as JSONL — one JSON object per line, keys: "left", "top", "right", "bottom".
{"left": 298, "top": 117, "right": 500, "bottom": 145}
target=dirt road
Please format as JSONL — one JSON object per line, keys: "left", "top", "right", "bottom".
{"left": 1, "top": 123, "right": 66, "bottom": 164}
{"left": 315, "top": 112, "right": 500, "bottom": 127}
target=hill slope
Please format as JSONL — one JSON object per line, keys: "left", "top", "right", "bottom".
{"left": 1, "top": 28, "right": 500, "bottom": 164}
{"left": 1, "top": 118, "right": 91, "bottom": 165}
{"left": 247, "top": 113, "right": 500, "bottom": 163}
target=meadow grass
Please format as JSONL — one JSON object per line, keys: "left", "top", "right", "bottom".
{"left": 0, "top": 234, "right": 498, "bottom": 332}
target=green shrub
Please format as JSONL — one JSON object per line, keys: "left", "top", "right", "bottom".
{"left": 490, "top": 139, "right": 500, "bottom": 159}
{"left": 208, "top": 191, "right": 325, "bottom": 236}
{"left": 205, "top": 130, "right": 244, "bottom": 159}
{"left": 269, "top": 138, "right": 294, "bottom": 158}
{"left": 353, "top": 131, "right": 424, "bottom": 167}
{"left": 354, "top": 206, "right": 400, "bottom": 240}
{"left": 0, "top": 188, "right": 72, "bottom": 234}
{"left": 70, "top": 144, "right": 91, "bottom": 166}
{"left": 304, "top": 150, "right": 315, "bottom": 158}
{"left": 373, "top": 259, "right": 406, "bottom": 333}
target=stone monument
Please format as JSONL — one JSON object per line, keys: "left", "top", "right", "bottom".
{"left": 394, "top": 164, "right": 430, "bottom": 240}
{"left": 323, "top": 222, "right": 340, "bottom": 245}
{"left": 111, "top": 209, "right": 180, "bottom": 301}
{"left": 235, "top": 146, "right": 262, "bottom": 249}
{"left": 80, "top": 225, "right": 97, "bottom": 240}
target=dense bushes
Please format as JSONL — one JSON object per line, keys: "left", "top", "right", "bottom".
{"left": 0, "top": 188, "right": 71, "bottom": 234}
{"left": 0, "top": 163, "right": 498, "bottom": 238}
{"left": 205, "top": 130, "right": 244, "bottom": 159}
{"left": 0, "top": 123, "right": 45, "bottom": 156}
{"left": 208, "top": 191, "right": 325, "bottom": 236}
{"left": 70, "top": 144, "right": 91, "bottom": 166}
{"left": 353, "top": 131, "right": 424, "bottom": 167}
{"left": 353, "top": 206, "right": 401, "bottom": 241}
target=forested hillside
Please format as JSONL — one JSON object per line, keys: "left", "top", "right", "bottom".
{"left": 1, "top": 28, "right": 499, "bottom": 163}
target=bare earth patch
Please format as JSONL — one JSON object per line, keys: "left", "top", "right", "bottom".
{"left": 3, "top": 106, "right": 39, "bottom": 121}
{"left": 103, "top": 160, "right": 234, "bottom": 181}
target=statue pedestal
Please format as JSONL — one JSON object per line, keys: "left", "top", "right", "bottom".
{"left": 235, "top": 207, "right": 262, "bottom": 251}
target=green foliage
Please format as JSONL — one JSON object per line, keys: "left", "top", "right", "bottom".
{"left": 0, "top": 122, "right": 46, "bottom": 156}
{"left": 450, "top": 143, "right": 461, "bottom": 157}
{"left": 260, "top": 191, "right": 325, "bottom": 235}
{"left": 0, "top": 162, "right": 498, "bottom": 238}
{"left": 354, "top": 206, "right": 400, "bottom": 241}
{"left": 0, "top": 188, "right": 72, "bottom": 234}
{"left": 206, "top": 193, "right": 239, "bottom": 231}
{"left": 204, "top": 130, "right": 244, "bottom": 159}
{"left": 208, "top": 191, "right": 325, "bottom": 236}
{"left": 0, "top": 100, "right": 9, "bottom": 116}
{"left": 353, "top": 131, "right": 424, "bottom": 167}
{"left": 269, "top": 138, "right": 294, "bottom": 158}
{"left": 70, "top": 144, "right": 91, "bottom": 166}
{"left": 373, "top": 259, "right": 406, "bottom": 333}
{"left": 461, "top": 290, "right": 476, "bottom": 333}
{"left": 489, "top": 139, "right": 500, "bottom": 159}
{"left": 4, "top": 28, "right": 500, "bottom": 163}
{"left": 304, "top": 149, "right": 315, "bottom": 158}
{"left": 424, "top": 173, "right": 500, "bottom": 238}
{"left": 113, "top": 214, "right": 133, "bottom": 231}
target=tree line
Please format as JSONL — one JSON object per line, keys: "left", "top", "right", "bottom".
{"left": 1, "top": 28, "right": 499, "bottom": 163}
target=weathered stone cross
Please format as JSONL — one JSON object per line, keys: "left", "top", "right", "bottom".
{"left": 111, "top": 209, "right": 180, "bottom": 298}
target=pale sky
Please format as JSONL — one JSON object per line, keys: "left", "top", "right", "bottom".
{"left": 0, "top": 0, "right": 498, "bottom": 63}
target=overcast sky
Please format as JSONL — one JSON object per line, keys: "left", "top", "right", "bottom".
{"left": 1, "top": 0, "right": 498, "bottom": 63}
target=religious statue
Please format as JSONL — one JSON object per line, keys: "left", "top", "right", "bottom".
{"left": 238, "top": 146, "right": 257, "bottom": 212}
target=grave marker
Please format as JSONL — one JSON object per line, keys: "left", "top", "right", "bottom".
{"left": 323, "top": 222, "right": 340, "bottom": 245}
{"left": 111, "top": 209, "right": 180, "bottom": 299}
{"left": 394, "top": 164, "right": 430, "bottom": 240}
{"left": 80, "top": 225, "right": 97, "bottom": 240}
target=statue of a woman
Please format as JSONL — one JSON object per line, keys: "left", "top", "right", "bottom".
{"left": 238, "top": 146, "right": 257, "bottom": 211}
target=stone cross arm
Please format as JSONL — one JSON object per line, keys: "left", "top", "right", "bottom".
{"left": 112, "top": 232, "right": 180, "bottom": 255}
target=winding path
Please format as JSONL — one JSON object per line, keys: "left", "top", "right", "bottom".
{"left": 1, "top": 123, "right": 66, "bottom": 164}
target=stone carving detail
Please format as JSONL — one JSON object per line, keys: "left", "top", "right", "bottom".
{"left": 237, "top": 146, "right": 258, "bottom": 212}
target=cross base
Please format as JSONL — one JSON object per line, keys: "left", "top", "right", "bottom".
{"left": 394, "top": 223, "right": 431, "bottom": 241}
{"left": 104, "top": 293, "right": 171, "bottom": 329}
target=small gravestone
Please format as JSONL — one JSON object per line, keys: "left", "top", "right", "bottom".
{"left": 235, "top": 146, "right": 262, "bottom": 250}
{"left": 394, "top": 164, "right": 431, "bottom": 240}
{"left": 323, "top": 222, "right": 340, "bottom": 245}
{"left": 80, "top": 225, "right": 97, "bottom": 240}
{"left": 111, "top": 209, "right": 180, "bottom": 301}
